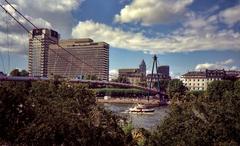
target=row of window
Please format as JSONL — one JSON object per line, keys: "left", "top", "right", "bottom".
{"left": 184, "top": 78, "right": 221, "bottom": 82}
{"left": 190, "top": 87, "right": 204, "bottom": 91}
{"left": 185, "top": 83, "right": 205, "bottom": 86}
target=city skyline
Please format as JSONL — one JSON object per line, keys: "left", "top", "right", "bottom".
{"left": 0, "top": 0, "right": 240, "bottom": 78}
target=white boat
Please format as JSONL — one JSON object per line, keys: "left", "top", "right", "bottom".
{"left": 129, "top": 104, "right": 155, "bottom": 113}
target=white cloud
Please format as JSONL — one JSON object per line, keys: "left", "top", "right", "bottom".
{"left": 109, "top": 69, "right": 119, "bottom": 80}
{"left": 195, "top": 59, "right": 238, "bottom": 71}
{"left": 0, "top": 4, "right": 52, "bottom": 54}
{"left": 0, "top": 32, "right": 28, "bottom": 54}
{"left": 72, "top": 20, "right": 240, "bottom": 54}
{"left": 15, "top": 0, "right": 83, "bottom": 12}
{"left": 114, "top": 0, "right": 194, "bottom": 25}
{"left": 219, "top": 5, "right": 240, "bottom": 26}
{"left": 0, "top": 0, "right": 85, "bottom": 54}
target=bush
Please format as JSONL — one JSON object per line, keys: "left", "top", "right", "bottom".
{"left": 149, "top": 80, "right": 240, "bottom": 145}
{"left": 0, "top": 81, "right": 130, "bottom": 145}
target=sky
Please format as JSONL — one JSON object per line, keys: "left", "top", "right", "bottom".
{"left": 0, "top": 0, "right": 240, "bottom": 78}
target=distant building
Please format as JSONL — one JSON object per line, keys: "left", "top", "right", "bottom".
{"left": 48, "top": 39, "right": 109, "bottom": 81}
{"left": 146, "top": 65, "right": 171, "bottom": 88}
{"left": 157, "top": 66, "right": 170, "bottom": 78}
{"left": 118, "top": 60, "right": 146, "bottom": 85}
{"left": 139, "top": 60, "right": 146, "bottom": 76}
{"left": 181, "top": 69, "right": 240, "bottom": 91}
{"left": 29, "top": 28, "right": 59, "bottom": 77}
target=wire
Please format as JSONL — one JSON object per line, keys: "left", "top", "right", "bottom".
{"left": 0, "top": 4, "right": 84, "bottom": 74}
{"left": 6, "top": 9, "right": 10, "bottom": 74}
{"left": 0, "top": 8, "right": 7, "bottom": 73}
{"left": 4, "top": 0, "right": 99, "bottom": 73}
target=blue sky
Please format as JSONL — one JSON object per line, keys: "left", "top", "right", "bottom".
{"left": 0, "top": 0, "right": 240, "bottom": 78}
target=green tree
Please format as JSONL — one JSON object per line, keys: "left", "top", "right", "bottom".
{"left": 206, "top": 80, "right": 234, "bottom": 101}
{"left": 10, "top": 69, "right": 21, "bottom": 76}
{"left": 85, "top": 74, "right": 98, "bottom": 80}
{"left": 0, "top": 81, "right": 131, "bottom": 145}
{"left": 153, "top": 80, "right": 169, "bottom": 92}
{"left": 112, "top": 76, "right": 130, "bottom": 84}
{"left": 9, "top": 69, "right": 29, "bottom": 77}
{"left": 149, "top": 80, "right": 240, "bottom": 146}
{"left": 20, "top": 70, "right": 29, "bottom": 76}
{"left": 167, "top": 79, "right": 187, "bottom": 99}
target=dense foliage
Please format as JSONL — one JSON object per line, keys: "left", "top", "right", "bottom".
{"left": 95, "top": 88, "right": 149, "bottom": 97}
{"left": 153, "top": 80, "right": 169, "bottom": 92}
{"left": 0, "top": 81, "right": 130, "bottom": 145}
{"left": 149, "top": 80, "right": 240, "bottom": 146}
{"left": 9, "top": 69, "right": 29, "bottom": 76}
{"left": 167, "top": 79, "right": 187, "bottom": 99}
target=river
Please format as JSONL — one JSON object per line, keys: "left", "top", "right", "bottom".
{"left": 102, "top": 103, "right": 169, "bottom": 130}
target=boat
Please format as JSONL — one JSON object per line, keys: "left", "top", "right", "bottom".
{"left": 129, "top": 104, "right": 155, "bottom": 113}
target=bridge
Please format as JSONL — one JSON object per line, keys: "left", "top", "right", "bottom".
{"left": 0, "top": 76, "right": 161, "bottom": 94}
{"left": 0, "top": 1, "right": 165, "bottom": 97}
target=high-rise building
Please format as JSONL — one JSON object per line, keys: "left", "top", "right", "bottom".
{"left": 29, "top": 28, "right": 59, "bottom": 77}
{"left": 48, "top": 39, "right": 109, "bottom": 81}
{"left": 157, "top": 66, "right": 170, "bottom": 78}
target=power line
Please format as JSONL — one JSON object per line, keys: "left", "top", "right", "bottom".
{"left": 4, "top": 0, "right": 99, "bottom": 72}
{"left": 0, "top": 4, "right": 83, "bottom": 74}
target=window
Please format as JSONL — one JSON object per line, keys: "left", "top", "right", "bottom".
{"left": 198, "top": 79, "right": 200, "bottom": 81}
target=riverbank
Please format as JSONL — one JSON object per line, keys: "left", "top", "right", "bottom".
{"left": 97, "top": 97, "right": 163, "bottom": 106}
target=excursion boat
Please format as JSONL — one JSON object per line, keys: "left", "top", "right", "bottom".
{"left": 129, "top": 104, "right": 155, "bottom": 113}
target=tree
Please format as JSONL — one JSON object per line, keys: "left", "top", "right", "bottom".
{"left": 149, "top": 80, "right": 240, "bottom": 146}
{"left": 206, "top": 80, "right": 234, "bottom": 101}
{"left": 9, "top": 69, "right": 29, "bottom": 77}
{"left": 85, "top": 74, "right": 98, "bottom": 80}
{"left": 10, "top": 69, "right": 20, "bottom": 76}
{"left": 20, "top": 70, "right": 29, "bottom": 76}
{"left": 153, "top": 80, "right": 169, "bottom": 92}
{"left": 112, "top": 76, "right": 130, "bottom": 84}
{"left": 0, "top": 81, "right": 130, "bottom": 145}
{"left": 167, "top": 79, "right": 187, "bottom": 99}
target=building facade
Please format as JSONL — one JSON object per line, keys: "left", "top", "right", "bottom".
{"left": 48, "top": 39, "right": 109, "bottom": 81}
{"left": 181, "top": 69, "right": 240, "bottom": 91}
{"left": 139, "top": 60, "right": 146, "bottom": 76}
{"left": 157, "top": 66, "right": 170, "bottom": 78}
{"left": 29, "top": 28, "right": 59, "bottom": 77}
{"left": 146, "top": 65, "right": 171, "bottom": 88}
{"left": 118, "top": 60, "right": 146, "bottom": 85}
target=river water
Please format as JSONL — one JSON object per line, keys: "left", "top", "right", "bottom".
{"left": 102, "top": 103, "right": 169, "bottom": 130}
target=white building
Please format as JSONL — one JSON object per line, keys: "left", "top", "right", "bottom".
{"left": 181, "top": 69, "right": 226, "bottom": 91}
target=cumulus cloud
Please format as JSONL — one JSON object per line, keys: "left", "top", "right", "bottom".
{"left": 195, "top": 59, "right": 238, "bottom": 71}
{"left": 114, "top": 0, "right": 194, "bottom": 25}
{"left": 72, "top": 20, "right": 240, "bottom": 54}
{"left": 109, "top": 69, "right": 119, "bottom": 80}
{"left": 0, "top": 0, "right": 84, "bottom": 54}
{"left": 15, "top": 0, "right": 83, "bottom": 12}
{"left": 0, "top": 3, "right": 52, "bottom": 54}
{"left": 219, "top": 4, "right": 240, "bottom": 26}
